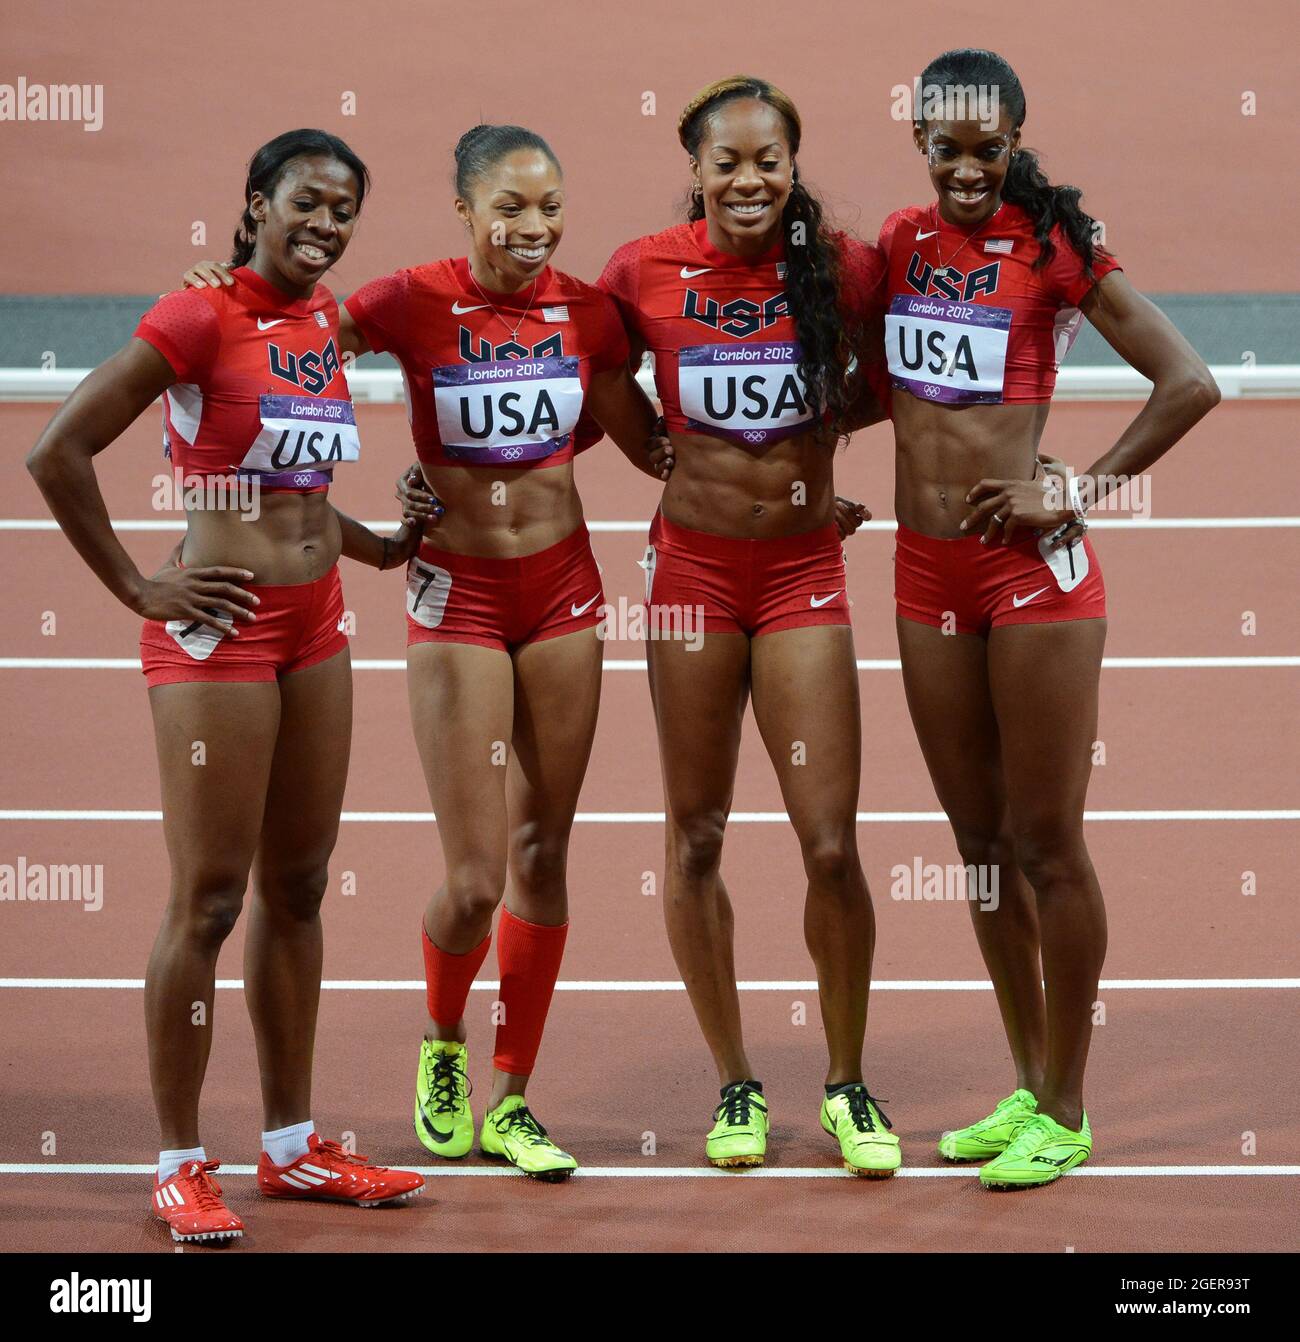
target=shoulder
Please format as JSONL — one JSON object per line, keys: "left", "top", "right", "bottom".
{"left": 140, "top": 284, "right": 224, "bottom": 327}
{"left": 876, "top": 205, "right": 930, "bottom": 253}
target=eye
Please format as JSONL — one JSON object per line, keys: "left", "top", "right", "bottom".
{"left": 543, "top": 203, "right": 561, "bottom": 214}
{"left": 759, "top": 161, "right": 779, "bottom": 172}
{"left": 714, "top": 161, "right": 735, "bottom": 173}
{"left": 293, "top": 198, "right": 315, "bottom": 211}
{"left": 334, "top": 210, "right": 353, "bottom": 223}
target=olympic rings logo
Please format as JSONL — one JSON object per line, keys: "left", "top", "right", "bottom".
{"left": 293, "top": 472, "right": 313, "bottom": 486}
{"left": 500, "top": 446, "right": 524, "bottom": 461}
{"left": 924, "top": 385, "right": 941, "bottom": 398}
{"left": 742, "top": 430, "right": 767, "bottom": 443}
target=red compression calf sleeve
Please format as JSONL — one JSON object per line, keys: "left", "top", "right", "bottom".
{"left": 422, "top": 923, "right": 491, "bottom": 1030}
{"left": 492, "top": 907, "right": 568, "bottom": 1075}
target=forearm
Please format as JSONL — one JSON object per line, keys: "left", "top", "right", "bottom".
{"left": 27, "top": 444, "right": 147, "bottom": 611}
{"left": 1075, "top": 372, "right": 1219, "bottom": 508}
{"left": 333, "top": 507, "right": 415, "bottom": 570}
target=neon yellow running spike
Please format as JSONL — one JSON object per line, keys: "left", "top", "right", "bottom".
{"left": 413, "top": 1038, "right": 474, "bottom": 1159}
{"left": 706, "top": 1081, "right": 769, "bottom": 1168}
{"left": 980, "top": 1110, "right": 1092, "bottom": 1190}
{"left": 938, "top": 1088, "right": 1038, "bottom": 1162}
{"left": 820, "top": 1084, "right": 902, "bottom": 1177}
{"left": 480, "top": 1095, "right": 577, "bottom": 1181}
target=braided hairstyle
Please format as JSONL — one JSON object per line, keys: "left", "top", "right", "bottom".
{"left": 230, "top": 129, "right": 371, "bottom": 267}
{"left": 678, "top": 76, "right": 855, "bottom": 439}
{"left": 453, "top": 123, "right": 561, "bottom": 198}
{"left": 916, "top": 49, "right": 1104, "bottom": 275}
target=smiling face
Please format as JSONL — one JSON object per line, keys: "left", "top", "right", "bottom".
{"left": 456, "top": 148, "right": 563, "bottom": 294}
{"left": 691, "top": 98, "right": 794, "bottom": 256}
{"left": 249, "top": 154, "right": 359, "bottom": 296}
{"left": 913, "top": 107, "right": 1021, "bottom": 227}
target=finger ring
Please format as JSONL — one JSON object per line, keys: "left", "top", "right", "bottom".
{"left": 993, "top": 513, "right": 1006, "bottom": 524}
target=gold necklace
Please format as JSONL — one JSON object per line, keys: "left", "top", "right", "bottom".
{"left": 931, "top": 201, "right": 1004, "bottom": 284}
{"left": 468, "top": 267, "right": 540, "bottom": 345}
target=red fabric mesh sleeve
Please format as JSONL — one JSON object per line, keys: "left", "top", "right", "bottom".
{"left": 1041, "top": 228, "right": 1122, "bottom": 306}
{"left": 597, "top": 239, "right": 643, "bottom": 338}
{"left": 587, "top": 290, "right": 632, "bottom": 374}
{"left": 134, "top": 290, "right": 221, "bottom": 382}
{"left": 344, "top": 269, "right": 412, "bottom": 355}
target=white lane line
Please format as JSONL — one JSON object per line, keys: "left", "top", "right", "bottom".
{"left": 0, "top": 1162, "right": 1295, "bottom": 1178}
{"left": 3, "top": 809, "right": 1297, "bottom": 824}
{"left": 3, "top": 517, "right": 1300, "bottom": 534}
{"left": 3, "top": 655, "right": 1297, "bottom": 672}
{"left": 3, "top": 977, "right": 1296, "bottom": 991}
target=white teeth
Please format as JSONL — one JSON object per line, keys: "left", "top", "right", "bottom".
{"left": 508, "top": 245, "right": 546, "bottom": 260}
{"left": 295, "top": 243, "right": 327, "bottom": 260}
{"left": 727, "top": 202, "right": 767, "bottom": 214}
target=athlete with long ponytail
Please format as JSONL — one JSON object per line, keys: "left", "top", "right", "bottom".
{"left": 28, "top": 129, "right": 426, "bottom": 1243}
{"left": 879, "top": 49, "right": 1219, "bottom": 1187}
{"left": 600, "top": 77, "right": 899, "bottom": 1175}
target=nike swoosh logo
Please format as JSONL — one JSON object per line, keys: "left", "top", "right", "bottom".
{"left": 809, "top": 591, "right": 842, "bottom": 608}
{"left": 418, "top": 1111, "right": 457, "bottom": 1144}
{"left": 680, "top": 266, "right": 712, "bottom": 278}
{"left": 571, "top": 595, "right": 600, "bottom": 617}
{"left": 451, "top": 301, "right": 490, "bottom": 314}
{"left": 1012, "top": 587, "right": 1050, "bottom": 608}
{"left": 257, "top": 318, "right": 287, "bottom": 330}
{"left": 915, "top": 229, "right": 939, "bottom": 241}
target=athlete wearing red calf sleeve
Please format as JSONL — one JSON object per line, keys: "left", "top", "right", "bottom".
{"left": 493, "top": 909, "right": 568, "bottom": 1075}
{"left": 422, "top": 924, "right": 491, "bottom": 1031}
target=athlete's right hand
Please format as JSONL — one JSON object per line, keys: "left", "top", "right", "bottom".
{"left": 131, "top": 556, "right": 259, "bottom": 636}
{"left": 396, "top": 464, "right": 445, "bottom": 526}
{"left": 647, "top": 417, "right": 674, "bottom": 481}
{"left": 182, "top": 260, "right": 234, "bottom": 290}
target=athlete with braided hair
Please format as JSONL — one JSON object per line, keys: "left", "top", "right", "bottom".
{"left": 600, "top": 77, "right": 898, "bottom": 1175}
{"left": 880, "top": 49, "right": 1219, "bottom": 1188}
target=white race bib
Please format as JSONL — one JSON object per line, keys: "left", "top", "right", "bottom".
{"left": 406, "top": 558, "right": 453, "bottom": 629}
{"left": 239, "top": 394, "right": 360, "bottom": 473}
{"left": 678, "top": 341, "right": 813, "bottom": 445}
{"left": 887, "top": 295, "right": 1011, "bottom": 404}
{"left": 433, "top": 356, "right": 583, "bottom": 464}
{"left": 1037, "top": 533, "right": 1091, "bottom": 592}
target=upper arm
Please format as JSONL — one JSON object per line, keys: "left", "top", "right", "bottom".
{"left": 30, "top": 338, "right": 177, "bottom": 464}
{"left": 1081, "top": 271, "right": 1211, "bottom": 385}
{"left": 338, "top": 300, "right": 371, "bottom": 357}
{"left": 344, "top": 271, "right": 409, "bottom": 357}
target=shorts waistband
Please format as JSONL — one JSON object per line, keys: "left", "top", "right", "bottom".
{"left": 895, "top": 522, "right": 1041, "bottom": 553}
{"left": 417, "top": 521, "right": 591, "bottom": 572}
{"left": 651, "top": 510, "right": 839, "bottom": 559}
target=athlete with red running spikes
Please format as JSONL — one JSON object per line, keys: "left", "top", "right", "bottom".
{"left": 29, "top": 130, "right": 425, "bottom": 1245}
{"left": 881, "top": 49, "right": 1219, "bottom": 1189}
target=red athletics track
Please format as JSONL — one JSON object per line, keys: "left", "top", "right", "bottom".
{"left": 1, "top": 397, "right": 1297, "bottom": 1253}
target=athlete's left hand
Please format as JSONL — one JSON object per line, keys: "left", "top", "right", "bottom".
{"left": 961, "top": 477, "right": 1074, "bottom": 546}
{"left": 647, "top": 417, "right": 674, "bottom": 481}
{"left": 385, "top": 518, "right": 424, "bottom": 569}
{"left": 834, "top": 496, "right": 870, "bottom": 540}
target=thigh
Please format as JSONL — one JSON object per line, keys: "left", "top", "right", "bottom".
{"left": 895, "top": 617, "right": 1008, "bottom": 836}
{"left": 507, "top": 625, "right": 603, "bottom": 834}
{"left": 749, "top": 624, "right": 861, "bottom": 830}
{"left": 647, "top": 630, "right": 751, "bottom": 822}
{"left": 988, "top": 619, "right": 1107, "bottom": 838}
{"left": 254, "top": 647, "right": 353, "bottom": 885}
{"left": 148, "top": 679, "right": 281, "bottom": 886}
{"left": 407, "top": 639, "right": 515, "bottom": 866}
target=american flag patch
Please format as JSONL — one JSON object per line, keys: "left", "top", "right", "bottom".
{"left": 776, "top": 262, "right": 787, "bottom": 280}
{"left": 984, "top": 239, "right": 1014, "bottom": 255}
{"left": 542, "top": 304, "right": 569, "bottom": 322}
{"left": 314, "top": 310, "right": 329, "bottom": 326}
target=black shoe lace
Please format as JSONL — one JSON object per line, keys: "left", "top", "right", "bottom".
{"left": 714, "top": 1082, "right": 762, "bottom": 1128}
{"left": 494, "top": 1105, "right": 551, "bottom": 1147}
{"left": 844, "top": 1085, "right": 893, "bottom": 1135}
{"left": 426, "top": 1050, "right": 468, "bottom": 1116}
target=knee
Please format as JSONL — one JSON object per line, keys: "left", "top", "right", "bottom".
{"left": 1012, "top": 823, "right": 1089, "bottom": 895}
{"left": 173, "top": 873, "right": 247, "bottom": 949}
{"left": 800, "top": 830, "right": 862, "bottom": 893}
{"left": 443, "top": 863, "right": 505, "bottom": 927}
{"left": 510, "top": 826, "right": 569, "bottom": 897}
{"left": 256, "top": 861, "right": 330, "bottom": 923}
{"left": 669, "top": 811, "right": 727, "bottom": 882}
{"left": 949, "top": 822, "right": 1016, "bottom": 872}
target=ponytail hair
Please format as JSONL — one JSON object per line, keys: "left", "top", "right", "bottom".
{"left": 678, "top": 76, "right": 856, "bottom": 439}
{"left": 230, "top": 128, "right": 371, "bottom": 267}
{"left": 916, "top": 48, "right": 1104, "bottom": 275}
{"left": 453, "top": 123, "right": 561, "bottom": 199}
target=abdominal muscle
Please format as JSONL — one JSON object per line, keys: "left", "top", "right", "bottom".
{"left": 418, "top": 460, "right": 585, "bottom": 559}
{"left": 892, "top": 390, "right": 1051, "bottom": 539}
{"left": 179, "top": 490, "right": 341, "bottom": 584}
{"left": 661, "top": 428, "right": 837, "bottom": 539}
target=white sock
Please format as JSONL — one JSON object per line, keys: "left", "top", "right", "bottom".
{"left": 262, "top": 1120, "right": 314, "bottom": 1166}
{"left": 158, "top": 1145, "right": 206, "bottom": 1183}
